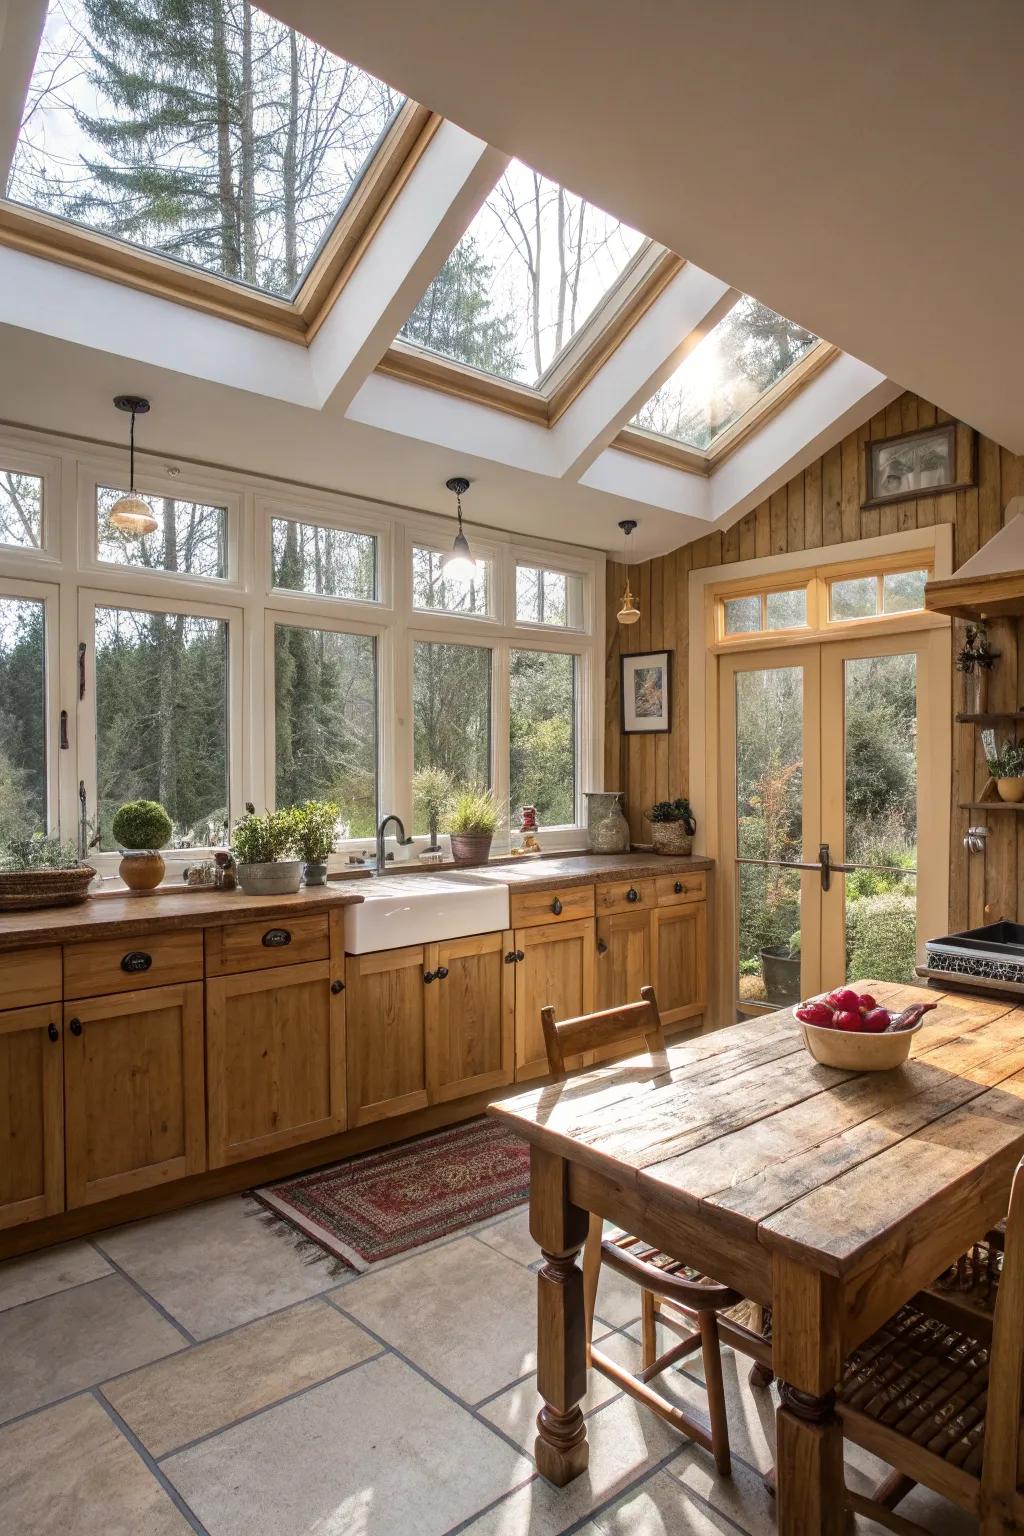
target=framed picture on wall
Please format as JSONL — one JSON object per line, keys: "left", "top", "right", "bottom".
{"left": 863, "top": 422, "right": 974, "bottom": 508}
{"left": 621, "top": 650, "right": 672, "bottom": 734}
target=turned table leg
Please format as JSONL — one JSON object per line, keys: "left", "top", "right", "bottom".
{"left": 530, "top": 1145, "right": 590, "bottom": 1487}
{"left": 772, "top": 1256, "right": 845, "bottom": 1536}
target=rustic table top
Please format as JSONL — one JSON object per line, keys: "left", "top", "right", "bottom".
{"left": 490, "top": 980, "right": 1024, "bottom": 1279}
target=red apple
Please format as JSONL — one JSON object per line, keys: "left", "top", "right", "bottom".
{"left": 796, "top": 1002, "right": 834, "bottom": 1027}
{"left": 861, "top": 1007, "right": 891, "bottom": 1034}
{"left": 858, "top": 993, "right": 877, "bottom": 1012}
{"left": 832, "top": 988, "right": 862, "bottom": 1013}
{"left": 824, "top": 989, "right": 848, "bottom": 1009}
{"left": 834, "top": 1009, "right": 862, "bottom": 1031}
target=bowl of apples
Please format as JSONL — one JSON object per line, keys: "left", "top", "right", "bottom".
{"left": 795, "top": 988, "right": 936, "bottom": 1070}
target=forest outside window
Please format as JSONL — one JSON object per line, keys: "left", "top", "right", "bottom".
{"left": 97, "top": 486, "right": 228, "bottom": 579}
{"left": 515, "top": 564, "right": 584, "bottom": 629}
{"left": 412, "top": 640, "right": 492, "bottom": 828}
{"left": 0, "top": 467, "right": 43, "bottom": 552}
{"left": 0, "top": 595, "right": 48, "bottom": 838}
{"left": 272, "top": 517, "right": 378, "bottom": 603}
{"left": 510, "top": 650, "right": 577, "bottom": 827}
{"left": 412, "top": 546, "right": 492, "bottom": 617}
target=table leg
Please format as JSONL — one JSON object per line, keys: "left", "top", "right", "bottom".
{"left": 772, "top": 1255, "right": 845, "bottom": 1536}
{"left": 530, "top": 1145, "right": 590, "bottom": 1487}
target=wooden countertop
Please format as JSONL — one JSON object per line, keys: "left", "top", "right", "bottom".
{"left": 465, "top": 851, "right": 712, "bottom": 893}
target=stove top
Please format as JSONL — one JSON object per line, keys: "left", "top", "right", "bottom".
{"left": 926, "top": 922, "right": 1024, "bottom": 985}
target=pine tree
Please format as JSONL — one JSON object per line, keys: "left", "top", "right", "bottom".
{"left": 402, "top": 238, "right": 520, "bottom": 379}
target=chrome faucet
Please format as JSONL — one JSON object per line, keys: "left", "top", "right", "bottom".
{"left": 375, "top": 813, "right": 411, "bottom": 875}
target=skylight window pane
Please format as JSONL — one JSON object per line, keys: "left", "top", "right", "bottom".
{"left": 399, "top": 159, "right": 646, "bottom": 386}
{"left": 630, "top": 297, "right": 818, "bottom": 450}
{"left": 8, "top": 1, "right": 404, "bottom": 298}
{"left": 98, "top": 487, "right": 227, "bottom": 578}
{"left": 272, "top": 518, "right": 377, "bottom": 602}
{"left": 0, "top": 469, "right": 43, "bottom": 551}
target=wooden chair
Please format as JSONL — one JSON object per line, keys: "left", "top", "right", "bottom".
{"left": 540, "top": 985, "right": 773, "bottom": 1476}
{"left": 839, "top": 1156, "right": 1024, "bottom": 1534}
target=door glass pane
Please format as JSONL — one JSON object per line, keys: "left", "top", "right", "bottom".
{"left": 735, "top": 666, "right": 804, "bottom": 1005}
{"left": 831, "top": 576, "right": 876, "bottom": 621}
{"left": 766, "top": 588, "right": 807, "bottom": 629}
{"left": 724, "top": 596, "right": 760, "bottom": 635}
{"left": 0, "top": 596, "right": 47, "bottom": 839}
{"left": 843, "top": 652, "right": 918, "bottom": 982}
{"left": 510, "top": 650, "right": 576, "bottom": 826}
{"left": 413, "top": 641, "right": 491, "bottom": 830}
{"left": 882, "top": 569, "right": 927, "bottom": 614}
{"left": 274, "top": 626, "right": 377, "bottom": 838}
{"left": 95, "top": 605, "right": 228, "bottom": 850}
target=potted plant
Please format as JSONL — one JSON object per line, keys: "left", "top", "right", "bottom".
{"left": 293, "top": 800, "right": 339, "bottom": 886}
{"left": 986, "top": 741, "right": 1024, "bottom": 803}
{"left": 956, "top": 623, "right": 999, "bottom": 714}
{"left": 0, "top": 834, "right": 95, "bottom": 910}
{"left": 761, "top": 930, "right": 801, "bottom": 1007}
{"left": 644, "top": 797, "right": 697, "bottom": 855}
{"left": 413, "top": 766, "right": 454, "bottom": 853}
{"left": 448, "top": 786, "right": 501, "bottom": 866}
{"left": 231, "top": 804, "right": 302, "bottom": 894}
{"left": 111, "top": 800, "right": 173, "bottom": 892}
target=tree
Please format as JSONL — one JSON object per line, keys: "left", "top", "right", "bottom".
{"left": 402, "top": 237, "right": 520, "bottom": 379}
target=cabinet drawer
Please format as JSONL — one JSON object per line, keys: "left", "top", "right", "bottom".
{"left": 509, "top": 885, "right": 594, "bottom": 929}
{"left": 205, "top": 914, "right": 330, "bottom": 976}
{"left": 655, "top": 871, "right": 707, "bottom": 906}
{"left": 63, "top": 931, "right": 203, "bottom": 1000}
{"left": 595, "top": 878, "right": 655, "bottom": 914}
{"left": 0, "top": 946, "right": 61, "bottom": 1008}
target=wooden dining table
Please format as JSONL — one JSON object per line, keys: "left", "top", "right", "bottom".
{"left": 489, "top": 980, "right": 1024, "bottom": 1534}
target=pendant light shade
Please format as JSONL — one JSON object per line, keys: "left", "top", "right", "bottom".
{"left": 616, "top": 519, "right": 641, "bottom": 625}
{"left": 109, "top": 396, "right": 158, "bottom": 536}
{"left": 443, "top": 476, "right": 477, "bottom": 583}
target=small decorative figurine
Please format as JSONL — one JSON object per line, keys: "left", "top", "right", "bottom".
{"left": 519, "top": 805, "right": 541, "bottom": 855}
{"left": 213, "top": 849, "right": 237, "bottom": 890}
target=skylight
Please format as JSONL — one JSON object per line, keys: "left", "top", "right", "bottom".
{"left": 630, "top": 297, "right": 818, "bottom": 451}
{"left": 6, "top": 0, "right": 405, "bottom": 299}
{"left": 398, "top": 159, "right": 647, "bottom": 388}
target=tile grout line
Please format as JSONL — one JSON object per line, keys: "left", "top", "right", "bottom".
{"left": 469, "top": 1321, "right": 633, "bottom": 1410}
{"left": 661, "top": 1459, "right": 769, "bottom": 1536}
{"left": 0, "top": 1269, "right": 112, "bottom": 1319}
{"left": 91, "top": 1388, "right": 213, "bottom": 1536}
{"left": 90, "top": 1239, "right": 199, "bottom": 1345}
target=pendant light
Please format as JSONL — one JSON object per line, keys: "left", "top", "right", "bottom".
{"left": 616, "top": 519, "right": 641, "bottom": 625}
{"left": 109, "top": 396, "right": 158, "bottom": 535}
{"left": 443, "top": 476, "right": 477, "bottom": 583}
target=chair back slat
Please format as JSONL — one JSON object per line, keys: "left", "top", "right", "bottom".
{"left": 541, "top": 985, "right": 666, "bottom": 1080}
{"left": 980, "top": 1154, "right": 1024, "bottom": 1515}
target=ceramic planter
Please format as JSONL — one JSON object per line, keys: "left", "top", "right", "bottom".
{"left": 236, "top": 859, "right": 302, "bottom": 895}
{"left": 302, "top": 861, "right": 328, "bottom": 886}
{"left": 761, "top": 948, "right": 801, "bottom": 1007}
{"left": 649, "top": 821, "right": 693, "bottom": 856}
{"left": 119, "top": 850, "right": 165, "bottom": 892}
{"left": 996, "top": 777, "right": 1024, "bottom": 803}
{"left": 585, "top": 791, "right": 629, "bottom": 852}
{"left": 450, "top": 833, "right": 493, "bottom": 866}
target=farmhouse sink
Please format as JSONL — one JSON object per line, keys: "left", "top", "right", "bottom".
{"left": 343, "top": 872, "right": 510, "bottom": 954}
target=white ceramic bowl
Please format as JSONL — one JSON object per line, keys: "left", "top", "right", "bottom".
{"left": 800, "top": 1015, "right": 924, "bottom": 1070}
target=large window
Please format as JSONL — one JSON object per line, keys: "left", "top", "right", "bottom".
{"left": 272, "top": 518, "right": 377, "bottom": 602}
{"left": 510, "top": 650, "right": 577, "bottom": 827}
{"left": 0, "top": 469, "right": 43, "bottom": 551}
{"left": 412, "top": 546, "right": 491, "bottom": 617}
{"left": 94, "top": 604, "right": 229, "bottom": 849}
{"left": 0, "top": 596, "right": 47, "bottom": 838}
{"left": 413, "top": 641, "right": 492, "bottom": 826}
{"left": 97, "top": 487, "right": 227, "bottom": 579}
{"left": 274, "top": 624, "right": 378, "bottom": 837}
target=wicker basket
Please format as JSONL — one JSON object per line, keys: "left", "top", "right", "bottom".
{"left": 648, "top": 821, "right": 693, "bottom": 856}
{"left": 0, "top": 865, "right": 96, "bottom": 910}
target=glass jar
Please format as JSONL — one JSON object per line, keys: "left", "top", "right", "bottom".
{"left": 585, "top": 791, "right": 630, "bottom": 853}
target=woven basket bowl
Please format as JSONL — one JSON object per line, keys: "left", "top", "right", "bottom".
{"left": 0, "top": 865, "right": 96, "bottom": 911}
{"left": 800, "top": 1015, "right": 923, "bottom": 1071}
{"left": 649, "top": 821, "right": 694, "bottom": 856}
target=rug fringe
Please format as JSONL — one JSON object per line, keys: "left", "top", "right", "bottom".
{"left": 244, "top": 1195, "right": 350, "bottom": 1277}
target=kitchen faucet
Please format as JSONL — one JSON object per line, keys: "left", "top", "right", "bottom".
{"left": 375, "top": 813, "right": 411, "bottom": 874}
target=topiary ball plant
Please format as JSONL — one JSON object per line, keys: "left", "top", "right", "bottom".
{"left": 111, "top": 800, "right": 173, "bottom": 851}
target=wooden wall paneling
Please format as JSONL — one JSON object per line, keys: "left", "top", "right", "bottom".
{"left": 787, "top": 471, "right": 806, "bottom": 552}
{"left": 755, "top": 502, "right": 771, "bottom": 558}
{"left": 657, "top": 550, "right": 676, "bottom": 804}
{"left": 822, "top": 444, "right": 843, "bottom": 545}
{"left": 804, "top": 458, "right": 823, "bottom": 549}
{"left": 979, "top": 436, "right": 1002, "bottom": 548}
{"left": 738, "top": 510, "right": 756, "bottom": 562}
{"left": 770, "top": 489, "right": 788, "bottom": 554}
{"left": 841, "top": 430, "right": 861, "bottom": 543}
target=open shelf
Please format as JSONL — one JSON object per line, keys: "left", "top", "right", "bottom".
{"left": 959, "top": 800, "right": 1024, "bottom": 811}
{"left": 955, "top": 711, "right": 1024, "bottom": 725}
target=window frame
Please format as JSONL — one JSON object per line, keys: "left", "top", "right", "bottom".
{"left": 512, "top": 558, "right": 588, "bottom": 633}
{"left": 0, "top": 443, "right": 63, "bottom": 567}
{"left": 0, "top": 574, "right": 61, "bottom": 837}
{"left": 508, "top": 640, "right": 582, "bottom": 830}
{"left": 261, "top": 494, "right": 389, "bottom": 614}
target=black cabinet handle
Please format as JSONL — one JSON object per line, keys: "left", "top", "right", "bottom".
{"left": 69, "top": 1018, "right": 83, "bottom": 1037}
{"left": 551, "top": 897, "right": 562, "bottom": 915}
{"left": 505, "top": 951, "right": 517, "bottom": 964}
{"left": 436, "top": 966, "right": 449, "bottom": 980}
{"left": 597, "top": 938, "right": 608, "bottom": 956}
{"left": 330, "top": 980, "right": 345, "bottom": 994}
{"left": 262, "top": 928, "right": 292, "bottom": 948}
{"left": 423, "top": 969, "right": 435, "bottom": 983}
{"left": 516, "top": 949, "right": 524, "bottom": 962}
{"left": 674, "top": 881, "right": 684, "bottom": 894}
{"left": 121, "top": 951, "right": 152, "bottom": 974}
{"left": 626, "top": 887, "right": 639, "bottom": 903}
{"left": 47, "top": 1022, "right": 59, "bottom": 1042}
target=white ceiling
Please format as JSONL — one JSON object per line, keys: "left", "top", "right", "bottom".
{"left": 266, "top": 0, "right": 1024, "bottom": 455}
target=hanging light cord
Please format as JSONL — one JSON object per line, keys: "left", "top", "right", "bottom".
{"left": 128, "top": 404, "right": 137, "bottom": 494}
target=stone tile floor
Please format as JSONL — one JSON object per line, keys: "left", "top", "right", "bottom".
{"left": 0, "top": 1196, "right": 974, "bottom": 1535}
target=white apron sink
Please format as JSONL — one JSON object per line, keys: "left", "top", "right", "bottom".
{"left": 343, "top": 872, "right": 510, "bottom": 954}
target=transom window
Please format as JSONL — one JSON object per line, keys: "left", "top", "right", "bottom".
{"left": 515, "top": 564, "right": 584, "bottom": 629}
{"left": 8, "top": 0, "right": 404, "bottom": 299}
{"left": 398, "top": 158, "right": 647, "bottom": 387}
{"left": 723, "top": 588, "right": 808, "bottom": 637}
{"left": 0, "top": 468, "right": 43, "bottom": 551}
{"left": 831, "top": 569, "right": 927, "bottom": 622}
{"left": 714, "top": 559, "right": 932, "bottom": 644}
{"left": 412, "top": 546, "right": 492, "bottom": 617}
{"left": 272, "top": 517, "right": 377, "bottom": 603}
{"left": 98, "top": 486, "right": 227, "bottom": 579}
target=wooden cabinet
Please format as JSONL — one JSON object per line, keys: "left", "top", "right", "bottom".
{"left": 347, "top": 946, "right": 429, "bottom": 1127}
{"left": 425, "top": 932, "right": 514, "bottom": 1103}
{"left": 652, "top": 901, "right": 707, "bottom": 1025}
{"left": 595, "top": 909, "right": 652, "bottom": 1014}
{"left": 206, "top": 959, "right": 345, "bottom": 1166}
{"left": 64, "top": 983, "right": 205, "bottom": 1207}
{"left": 63, "top": 931, "right": 202, "bottom": 1001}
{"left": 0, "top": 1004, "right": 64, "bottom": 1230}
{"left": 509, "top": 884, "right": 594, "bottom": 929}
{"left": 513, "top": 917, "right": 595, "bottom": 1081}
{"left": 0, "top": 947, "right": 61, "bottom": 1009}
{"left": 205, "top": 913, "right": 330, "bottom": 977}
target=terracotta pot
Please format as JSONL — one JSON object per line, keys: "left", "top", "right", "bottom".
{"left": 996, "top": 777, "right": 1024, "bottom": 803}
{"left": 450, "top": 833, "right": 493, "bottom": 866}
{"left": 649, "top": 821, "right": 693, "bottom": 856}
{"left": 119, "top": 850, "right": 165, "bottom": 892}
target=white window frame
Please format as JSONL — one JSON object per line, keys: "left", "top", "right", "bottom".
{"left": 0, "top": 440, "right": 63, "bottom": 568}
{"left": 404, "top": 524, "right": 501, "bottom": 625}
{"left": 0, "top": 574, "right": 61, "bottom": 836}
{"left": 259, "top": 491, "right": 392, "bottom": 615}
{"left": 512, "top": 558, "right": 588, "bottom": 633}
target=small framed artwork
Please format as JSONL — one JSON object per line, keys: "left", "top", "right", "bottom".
{"left": 863, "top": 422, "right": 973, "bottom": 508}
{"left": 621, "top": 650, "right": 672, "bottom": 734}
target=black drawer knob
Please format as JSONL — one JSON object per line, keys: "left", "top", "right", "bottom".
{"left": 551, "top": 897, "right": 563, "bottom": 915}
{"left": 597, "top": 938, "right": 608, "bottom": 956}
{"left": 504, "top": 951, "right": 516, "bottom": 964}
{"left": 120, "top": 951, "right": 152, "bottom": 974}
{"left": 436, "top": 966, "right": 449, "bottom": 980}
{"left": 515, "top": 949, "right": 524, "bottom": 962}
{"left": 626, "top": 887, "right": 639, "bottom": 903}
{"left": 330, "top": 980, "right": 345, "bottom": 994}
{"left": 69, "top": 1018, "right": 83, "bottom": 1037}
{"left": 423, "top": 970, "right": 435, "bottom": 983}
{"left": 674, "top": 881, "right": 684, "bottom": 894}
{"left": 47, "top": 1022, "right": 59, "bottom": 1042}
{"left": 262, "top": 928, "right": 292, "bottom": 948}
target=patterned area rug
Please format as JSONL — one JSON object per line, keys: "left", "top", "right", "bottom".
{"left": 251, "top": 1117, "right": 530, "bottom": 1272}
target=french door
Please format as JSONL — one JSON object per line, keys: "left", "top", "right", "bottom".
{"left": 719, "top": 629, "right": 947, "bottom": 1016}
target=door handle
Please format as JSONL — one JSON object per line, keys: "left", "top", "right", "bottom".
{"left": 597, "top": 938, "right": 608, "bottom": 956}
{"left": 69, "top": 1018, "right": 83, "bottom": 1037}
{"left": 626, "top": 887, "right": 639, "bottom": 903}
{"left": 777, "top": 844, "right": 855, "bottom": 893}
{"left": 47, "top": 1022, "right": 59, "bottom": 1042}
{"left": 330, "top": 980, "right": 345, "bottom": 994}
{"left": 423, "top": 970, "right": 436, "bottom": 983}
{"left": 551, "top": 897, "right": 563, "bottom": 915}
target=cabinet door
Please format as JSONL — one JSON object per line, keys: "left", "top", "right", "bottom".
{"left": 590, "top": 909, "right": 654, "bottom": 1066}
{"left": 426, "top": 932, "right": 514, "bottom": 1103}
{"left": 652, "top": 902, "right": 708, "bottom": 1025}
{"left": 0, "top": 1004, "right": 64, "bottom": 1230}
{"left": 347, "top": 945, "right": 429, "bottom": 1127}
{"left": 206, "top": 960, "right": 345, "bottom": 1167}
{"left": 64, "top": 983, "right": 205, "bottom": 1207}
{"left": 514, "top": 917, "right": 595, "bottom": 1081}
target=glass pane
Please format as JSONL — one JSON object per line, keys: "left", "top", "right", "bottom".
{"left": 0, "top": 469, "right": 43, "bottom": 550}
{"left": 831, "top": 576, "right": 877, "bottom": 621}
{"left": 274, "top": 626, "right": 377, "bottom": 838}
{"left": 766, "top": 588, "right": 807, "bottom": 630}
{"left": 882, "top": 569, "right": 927, "bottom": 614}
{"left": 413, "top": 641, "right": 491, "bottom": 829}
{"left": 98, "top": 487, "right": 226, "bottom": 578}
{"left": 412, "top": 547, "right": 491, "bottom": 616}
{"left": 272, "top": 518, "right": 376, "bottom": 602}
{"left": 0, "top": 597, "right": 47, "bottom": 839}
{"left": 724, "top": 596, "right": 760, "bottom": 635}
{"left": 630, "top": 296, "right": 818, "bottom": 449}
{"left": 843, "top": 651, "right": 918, "bottom": 982}
{"left": 510, "top": 650, "right": 576, "bottom": 826}
{"left": 9, "top": 1, "right": 404, "bottom": 297}
{"left": 738, "top": 862, "right": 802, "bottom": 1008}
{"left": 399, "top": 158, "right": 646, "bottom": 386}
{"left": 735, "top": 667, "right": 804, "bottom": 860}
{"left": 95, "top": 605, "right": 228, "bottom": 850}
{"left": 515, "top": 566, "right": 584, "bottom": 628}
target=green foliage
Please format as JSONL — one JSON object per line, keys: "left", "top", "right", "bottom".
{"left": 413, "top": 643, "right": 492, "bottom": 828}
{"left": 646, "top": 798, "right": 696, "bottom": 829}
{"left": 448, "top": 787, "right": 502, "bottom": 837}
{"left": 847, "top": 890, "right": 917, "bottom": 984}
{"left": 509, "top": 650, "right": 575, "bottom": 827}
{"left": 0, "top": 834, "right": 84, "bottom": 873}
{"left": 412, "top": 768, "right": 454, "bottom": 840}
{"left": 111, "top": 798, "right": 173, "bottom": 850}
{"left": 986, "top": 742, "right": 1024, "bottom": 779}
{"left": 292, "top": 801, "right": 339, "bottom": 864}
{"left": 231, "top": 807, "right": 297, "bottom": 866}
{"left": 0, "top": 596, "right": 46, "bottom": 839}
{"left": 403, "top": 238, "right": 520, "bottom": 379}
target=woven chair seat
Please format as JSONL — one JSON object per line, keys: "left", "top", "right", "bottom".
{"left": 839, "top": 1305, "right": 993, "bottom": 1476}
